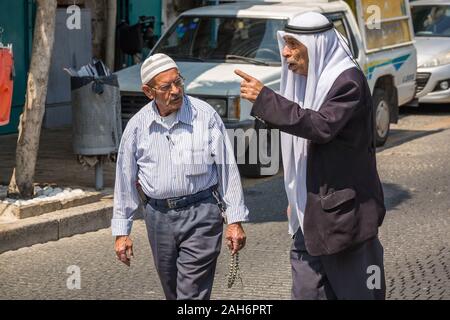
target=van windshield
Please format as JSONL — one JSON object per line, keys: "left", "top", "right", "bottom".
{"left": 412, "top": 5, "right": 450, "bottom": 37}
{"left": 152, "top": 16, "right": 286, "bottom": 65}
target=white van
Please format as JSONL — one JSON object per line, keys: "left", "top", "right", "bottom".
{"left": 116, "top": 0, "right": 417, "bottom": 176}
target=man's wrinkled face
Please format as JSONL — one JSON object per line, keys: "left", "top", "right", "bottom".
{"left": 142, "top": 68, "right": 184, "bottom": 115}
{"left": 282, "top": 36, "right": 309, "bottom": 76}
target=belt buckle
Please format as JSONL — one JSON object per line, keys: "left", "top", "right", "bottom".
{"left": 167, "top": 198, "right": 178, "bottom": 209}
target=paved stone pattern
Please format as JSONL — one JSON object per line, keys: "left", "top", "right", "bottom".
{"left": 377, "top": 123, "right": 450, "bottom": 300}
{"left": 0, "top": 107, "right": 449, "bottom": 300}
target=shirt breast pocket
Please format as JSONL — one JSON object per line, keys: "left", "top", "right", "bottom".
{"left": 184, "top": 163, "right": 209, "bottom": 176}
{"left": 180, "top": 147, "right": 211, "bottom": 177}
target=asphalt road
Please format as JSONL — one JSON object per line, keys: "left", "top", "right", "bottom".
{"left": 0, "top": 104, "right": 449, "bottom": 300}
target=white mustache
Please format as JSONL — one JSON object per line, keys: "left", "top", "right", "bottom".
{"left": 164, "top": 95, "right": 182, "bottom": 106}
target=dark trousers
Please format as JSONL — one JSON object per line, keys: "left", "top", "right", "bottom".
{"left": 143, "top": 195, "right": 224, "bottom": 300}
{"left": 291, "top": 228, "right": 386, "bottom": 300}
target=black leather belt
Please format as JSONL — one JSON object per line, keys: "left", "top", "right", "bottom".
{"left": 138, "top": 184, "right": 219, "bottom": 210}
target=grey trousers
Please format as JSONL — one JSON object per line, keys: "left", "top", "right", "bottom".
{"left": 291, "top": 228, "right": 386, "bottom": 300}
{"left": 143, "top": 195, "right": 224, "bottom": 300}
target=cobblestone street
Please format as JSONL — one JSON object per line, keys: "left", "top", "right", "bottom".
{"left": 0, "top": 105, "right": 449, "bottom": 300}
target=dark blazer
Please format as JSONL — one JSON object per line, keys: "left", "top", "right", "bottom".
{"left": 251, "top": 67, "right": 386, "bottom": 256}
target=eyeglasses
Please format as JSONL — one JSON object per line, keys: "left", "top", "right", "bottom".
{"left": 150, "top": 75, "right": 185, "bottom": 92}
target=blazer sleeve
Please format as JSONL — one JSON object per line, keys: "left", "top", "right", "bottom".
{"left": 250, "top": 78, "right": 363, "bottom": 144}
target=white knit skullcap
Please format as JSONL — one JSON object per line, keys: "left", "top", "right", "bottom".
{"left": 140, "top": 53, "right": 178, "bottom": 85}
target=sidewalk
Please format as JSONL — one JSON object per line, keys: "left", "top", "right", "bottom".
{"left": 0, "top": 126, "right": 277, "bottom": 253}
{"left": 0, "top": 127, "right": 118, "bottom": 253}
{"left": 0, "top": 126, "right": 117, "bottom": 189}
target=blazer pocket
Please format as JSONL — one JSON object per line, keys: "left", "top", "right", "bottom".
{"left": 320, "top": 188, "right": 356, "bottom": 211}
{"left": 319, "top": 188, "right": 358, "bottom": 242}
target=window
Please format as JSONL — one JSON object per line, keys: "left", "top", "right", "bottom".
{"left": 353, "top": 0, "right": 414, "bottom": 51}
{"left": 327, "top": 13, "right": 359, "bottom": 59}
{"left": 411, "top": 5, "right": 450, "bottom": 37}
{"left": 153, "top": 16, "right": 286, "bottom": 65}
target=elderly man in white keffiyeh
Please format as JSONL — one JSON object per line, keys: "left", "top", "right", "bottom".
{"left": 236, "top": 12, "right": 386, "bottom": 300}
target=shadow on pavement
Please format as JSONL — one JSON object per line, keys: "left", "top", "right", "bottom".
{"left": 244, "top": 177, "right": 411, "bottom": 224}
{"left": 244, "top": 175, "right": 288, "bottom": 223}
{"left": 400, "top": 103, "right": 450, "bottom": 116}
{"left": 382, "top": 182, "right": 412, "bottom": 211}
{"left": 378, "top": 128, "right": 443, "bottom": 152}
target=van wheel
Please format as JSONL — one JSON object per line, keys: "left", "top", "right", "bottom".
{"left": 373, "top": 88, "right": 391, "bottom": 147}
{"left": 240, "top": 120, "right": 279, "bottom": 178}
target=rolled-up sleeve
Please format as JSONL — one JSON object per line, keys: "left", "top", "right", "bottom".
{"left": 210, "top": 113, "right": 249, "bottom": 224}
{"left": 111, "top": 127, "right": 140, "bottom": 236}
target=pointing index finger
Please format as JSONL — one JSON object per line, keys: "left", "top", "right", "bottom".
{"left": 234, "top": 69, "right": 254, "bottom": 82}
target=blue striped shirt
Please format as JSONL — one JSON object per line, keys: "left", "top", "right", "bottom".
{"left": 111, "top": 95, "right": 249, "bottom": 236}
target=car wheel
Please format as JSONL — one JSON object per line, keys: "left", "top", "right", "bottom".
{"left": 240, "top": 120, "right": 280, "bottom": 178}
{"left": 372, "top": 88, "right": 391, "bottom": 147}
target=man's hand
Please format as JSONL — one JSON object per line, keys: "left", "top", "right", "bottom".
{"left": 225, "top": 222, "right": 247, "bottom": 255}
{"left": 234, "top": 69, "right": 264, "bottom": 103}
{"left": 115, "top": 235, "right": 134, "bottom": 266}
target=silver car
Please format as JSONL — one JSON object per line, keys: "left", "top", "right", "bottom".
{"left": 411, "top": 0, "right": 450, "bottom": 104}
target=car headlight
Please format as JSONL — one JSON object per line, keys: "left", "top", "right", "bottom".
{"left": 420, "top": 52, "right": 450, "bottom": 68}
{"left": 205, "top": 98, "right": 227, "bottom": 117}
{"left": 227, "top": 96, "right": 240, "bottom": 120}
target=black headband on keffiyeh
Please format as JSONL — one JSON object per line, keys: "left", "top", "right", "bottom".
{"left": 284, "top": 21, "right": 334, "bottom": 34}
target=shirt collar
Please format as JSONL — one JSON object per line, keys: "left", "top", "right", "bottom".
{"left": 146, "top": 95, "right": 196, "bottom": 127}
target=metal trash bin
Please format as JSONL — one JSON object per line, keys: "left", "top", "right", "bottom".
{"left": 71, "top": 74, "right": 122, "bottom": 189}
{"left": 71, "top": 75, "right": 122, "bottom": 155}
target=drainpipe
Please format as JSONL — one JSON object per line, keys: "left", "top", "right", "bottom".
{"left": 105, "top": 0, "right": 116, "bottom": 71}
{"left": 161, "top": 0, "right": 169, "bottom": 33}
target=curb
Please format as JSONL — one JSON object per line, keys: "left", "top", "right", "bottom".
{"left": 0, "top": 199, "right": 115, "bottom": 254}
{"left": 0, "top": 173, "right": 277, "bottom": 254}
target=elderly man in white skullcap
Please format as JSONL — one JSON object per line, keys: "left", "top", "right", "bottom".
{"left": 112, "top": 53, "right": 248, "bottom": 300}
{"left": 236, "top": 12, "right": 386, "bottom": 300}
